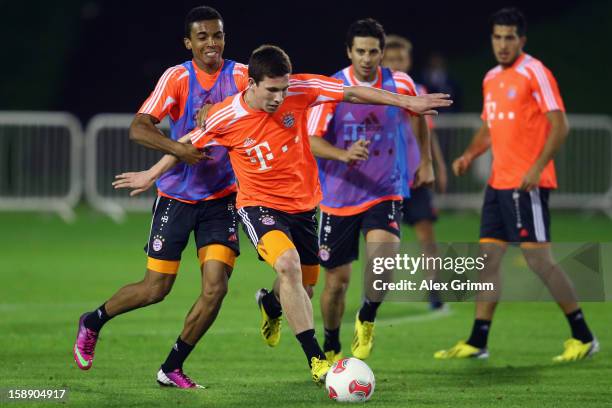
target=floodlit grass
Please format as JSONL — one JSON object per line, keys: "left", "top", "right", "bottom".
{"left": 1, "top": 209, "right": 611, "bottom": 407}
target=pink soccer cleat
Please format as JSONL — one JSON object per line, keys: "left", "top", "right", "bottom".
{"left": 73, "top": 313, "right": 99, "bottom": 370}
{"left": 156, "top": 368, "right": 205, "bottom": 389}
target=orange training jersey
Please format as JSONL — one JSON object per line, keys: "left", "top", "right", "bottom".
{"left": 481, "top": 53, "right": 565, "bottom": 189}
{"left": 138, "top": 59, "right": 249, "bottom": 122}
{"left": 189, "top": 74, "right": 345, "bottom": 213}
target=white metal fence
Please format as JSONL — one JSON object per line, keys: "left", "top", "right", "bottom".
{"left": 84, "top": 114, "right": 166, "bottom": 222}
{"left": 1, "top": 111, "right": 611, "bottom": 221}
{"left": 0, "top": 112, "right": 82, "bottom": 222}
{"left": 434, "top": 114, "right": 612, "bottom": 216}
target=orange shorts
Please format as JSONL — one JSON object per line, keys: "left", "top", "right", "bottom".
{"left": 147, "top": 244, "right": 236, "bottom": 275}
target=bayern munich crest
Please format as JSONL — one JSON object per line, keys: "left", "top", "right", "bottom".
{"left": 152, "top": 238, "right": 163, "bottom": 252}
{"left": 319, "top": 246, "right": 331, "bottom": 261}
{"left": 261, "top": 216, "right": 276, "bottom": 226}
{"left": 282, "top": 112, "right": 295, "bottom": 128}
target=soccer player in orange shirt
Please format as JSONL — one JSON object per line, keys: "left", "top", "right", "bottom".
{"left": 73, "top": 6, "right": 250, "bottom": 388}
{"left": 434, "top": 8, "right": 598, "bottom": 362}
{"left": 115, "top": 44, "right": 452, "bottom": 383}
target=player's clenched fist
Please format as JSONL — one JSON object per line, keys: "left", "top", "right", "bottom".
{"left": 175, "top": 143, "right": 207, "bottom": 165}
{"left": 452, "top": 155, "right": 471, "bottom": 176}
{"left": 342, "top": 139, "right": 370, "bottom": 163}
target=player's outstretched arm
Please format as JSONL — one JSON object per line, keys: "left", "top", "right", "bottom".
{"left": 112, "top": 155, "right": 179, "bottom": 196}
{"left": 309, "top": 136, "right": 369, "bottom": 163}
{"left": 129, "top": 114, "right": 205, "bottom": 165}
{"left": 452, "top": 123, "right": 491, "bottom": 176}
{"left": 343, "top": 86, "right": 452, "bottom": 115}
{"left": 113, "top": 131, "right": 208, "bottom": 196}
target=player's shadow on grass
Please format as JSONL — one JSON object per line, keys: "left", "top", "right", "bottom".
{"left": 395, "top": 361, "right": 599, "bottom": 388}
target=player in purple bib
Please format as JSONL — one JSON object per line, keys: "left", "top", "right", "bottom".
{"left": 73, "top": 6, "right": 249, "bottom": 388}
{"left": 383, "top": 34, "right": 449, "bottom": 311}
{"left": 306, "top": 19, "right": 434, "bottom": 362}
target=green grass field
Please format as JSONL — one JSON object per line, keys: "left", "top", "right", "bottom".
{"left": 1, "top": 209, "right": 611, "bottom": 407}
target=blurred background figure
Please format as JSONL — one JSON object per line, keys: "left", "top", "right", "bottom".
{"left": 383, "top": 35, "right": 447, "bottom": 310}
{"left": 421, "top": 52, "right": 463, "bottom": 113}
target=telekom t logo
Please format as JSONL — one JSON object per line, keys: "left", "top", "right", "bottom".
{"left": 246, "top": 141, "right": 274, "bottom": 170}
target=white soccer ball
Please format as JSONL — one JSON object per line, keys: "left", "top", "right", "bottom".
{"left": 325, "top": 358, "right": 375, "bottom": 402}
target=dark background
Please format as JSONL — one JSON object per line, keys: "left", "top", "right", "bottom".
{"left": 2, "top": 0, "right": 610, "bottom": 122}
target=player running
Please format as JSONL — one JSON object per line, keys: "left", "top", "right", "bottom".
{"left": 114, "top": 44, "right": 452, "bottom": 383}
{"left": 73, "top": 6, "right": 249, "bottom": 388}
{"left": 299, "top": 19, "right": 433, "bottom": 363}
{"left": 434, "top": 7, "right": 598, "bottom": 362}
{"left": 383, "top": 34, "right": 448, "bottom": 310}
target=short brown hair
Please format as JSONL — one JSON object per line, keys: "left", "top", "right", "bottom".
{"left": 248, "top": 45, "right": 292, "bottom": 84}
{"left": 385, "top": 34, "right": 412, "bottom": 53}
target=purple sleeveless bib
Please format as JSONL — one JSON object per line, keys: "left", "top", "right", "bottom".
{"left": 156, "top": 60, "right": 239, "bottom": 201}
{"left": 317, "top": 67, "right": 414, "bottom": 210}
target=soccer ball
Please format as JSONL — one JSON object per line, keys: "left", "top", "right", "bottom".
{"left": 325, "top": 358, "right": 375, "bottom": 402}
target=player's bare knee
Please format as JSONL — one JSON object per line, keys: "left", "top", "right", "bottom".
{"left": 145, "top": 277, "right": 173, "bottom": 304}
{"left": 325, "top": 269, "right": 350, "bottom": 293}
{"left": 523, "top": 251, "right": 555, "bottom": 275}
{"left": 203, "top": 280, "right": 228, "bottom": 303}
{"left": 478, "top": 249, "right": 503, "bottom": 276}
{"left": 328, "top": 284, "right": 348, "bottom": 301}
{"left": 142, "top": 271, "right": 174, "bottom": 304}
{"left": 144, "top": 284, "right": 171, "bottom": 305}
{"left": 274, "top": 251, "right": 302, "bottom": 284}
{"left": 278, "top": 268, "right": 302, "bottom": 287}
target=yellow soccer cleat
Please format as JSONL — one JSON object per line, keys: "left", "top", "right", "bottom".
{"left": 434, "top": 341, "right": 489, "bottom": 360}
{"left": 324, "top": 350, "right": 344, "bottom": 363}
{"left": 351, "top": 315, "right": 375, "bottom": 360}
{"left": 310, "top": 357, "right": 332, "bottom": 386}
{"left": 255, "top": 289, "right": 281, "bottom": 347}
{"left": 553, "top": 338, "right": 599, "bottom": 362}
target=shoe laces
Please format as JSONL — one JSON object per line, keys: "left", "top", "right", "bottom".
{"left": 82, "top": 329, "right": 98, "bottom": 355}
{"left": 311, "top": 357, "right": 326, "bottom": 370}
{"left": 450, "top": 342, "right": 465, "bottom": 356}
{"left": 170, "top": 369, "right": 196, "bottom": 387}
{"left": 310, "top": 357, "right": 329, "bottom": 383}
